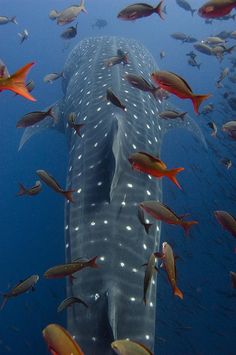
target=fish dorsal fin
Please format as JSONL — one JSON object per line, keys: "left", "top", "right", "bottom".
{"left": 168, "top": 71, "right": 193, "bottom": 93}
{"left": 138, "top": 151, "right": 161, "bottom": 163}
{"left": 131, "top": 340, "right": 153, "bottom": 354}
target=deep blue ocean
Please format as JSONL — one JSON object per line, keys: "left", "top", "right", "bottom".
{"left": 0, "top": 0, "right": 235, "bottom": 354}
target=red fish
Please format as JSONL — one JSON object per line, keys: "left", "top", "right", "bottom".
{"left": 198, "top": 0, "right": 236, "bottom": 19}
{"left": 0, "top": 62, "right": 36, "bottom": 101}
{"left": 151, "top": 70, "right": 210, "bottom": 114}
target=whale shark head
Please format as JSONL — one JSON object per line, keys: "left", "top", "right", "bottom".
{"left": 19, "top": 36, "right": 206, "bottom": 354}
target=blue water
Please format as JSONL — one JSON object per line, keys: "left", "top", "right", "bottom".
{"left": 0, "top": 0, "right": 235, "bottom": 354}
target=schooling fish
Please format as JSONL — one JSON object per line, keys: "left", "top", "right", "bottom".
{"left": 17, "top": 180, "right": 42, "bottom": 196}
{"left": 106, "top": 88, "right": 126, "bottom": 111}
{"left": 61, "top": 24, "right": 78, "bottom": 40}
{"left": 214, "top": 210, "right": 236, "bottom": 238}
{"left": 221, "top": 158, "right": 232, "bottom": 169}
{"left": 44, "top": 257, "right": 99, "bottom": 279}
{"left": 68, "top": 112, "right": 84, "bottom": 136}
{"left": 159, "top": 109, "right": 187, "bottom": 120}
{"left": 155, "top": 242, "right": 183, "bottom": 299}
{"left": 139, "top": 201, "right": 198, "bottom": 235}
{"left": 42, "top": 323, "right": 84, "bottom": 355}
{"left": 43, "top": 72, "right": 64, "bottom": 84}
{"left": 124, "top": 73, "right": 160, "bottom": 99}
{"left": 57, "top": 296, "right": 88, "bottom": 313}
{"left": 137, "top": 205, "right": 153, "bottom": 234}
{"left": 176, "top": 0, "right": 196, "bottom": 16}
{"left": 230, "top": 271, "right": 236, "bottom": 288}
{"left": 216, "top": 67, "right": 229, "bottom": 87}
{"left": 16, "top": 107, "right": 57, "bottom": 128}
{"left": 36, "top": 169, "right": 75, "bottom": 202}
{"left": 0, "top": 275, "right": 39, "bottom": 310}
{"left": 198, "top": 0, "right": 236, "bottom": 19}
{"left": 0, "top": 62, "right": 36, "bottom": 101}
{"left": 222, "top": 120, "right": 236, "bottom": 139}
{"left": 128, "top": 151, "right": 184, "bottom": 189}
{"left": 55, "top": 0, "right": 87, "bottom": 25}
{"left": 207, "top": 121, "right": 217, "bottom": 136}
{"left": 111, "top": 339, "right": 153, "bottom": 354}
{"left": 18, "top": 29, "right": 29, "bottom": 44}
{"left": 0, "top": 16, "right": 17, "bottom": 25}
{"left": 151, "top": 70, "right": 210, "bottom": 114}
{"left": 117, "top": 1, "right": 164, "bottom": 21}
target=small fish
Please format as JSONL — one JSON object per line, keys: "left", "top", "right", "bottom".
{"left": 201, "top": 103, "right": 214, "bottom": 115}
{"left": 61, "top": 24, "right": 77, "bottom": 39}
{"left": 143, "top": 253, "right": 157, "bottom": 305}
{"left": 111, "top": 339, "right": 153, "bottom": 354}
{"left": 0, "top": 16, "right": 17, "bottom": 25}
{"left": 36, "top": 169, "right": 75, "bottom": 202}
{"left": 186, "top": 51, "right": 197, "bottom": 60}
{"left": 117, "top": 1, "right": 164, "bottom": 21}
{"left": 160, "top": 51, "right": 165, "bottom": 59}
{"left": 105, "top": 53, "right": 129, "bottom": 67}
{"left": 124, "top": 73, "right": 160, "bottom": 99}
{"left": 0, "top": 62, "right": 36, "bottom": 101}
{"left": 194, "top": 43, "right": 213, "bottom": 55}
{"left": 16, "top": 107, "right": 57, "bottom": 128}
{"left": 42, "top": 324, "right": 84, "bottom": 355}
{"left": 43, "top": 72, "right": 64, "bottom": 84}
{"left": 139, "top": 201, "right": 198, "bottom": 235}
{"left": 68, "top": 112, "right": 84, "bottom": 136}
{"left": 214, "top": 210, "right": 236, "bottom": 238}
{"left": 230, "top": 271, "right": 236, "bottom": 288}
{"left": 204, "top": 36, "right": 226, "bottom": 45}
{"left": 171, "top": 32, "right": 188, "bottom": 42}
{"left": 176, "top": 0, "right": 196, "bottom": 16}
{"left": 17, "top": 180, "right": 42, "bottom": 196}
{"left": 56, "top": 0, "right": 87, "bottom": 26}
{"left": 155, "top": 242, "right": 183, "bottom": 299}
{"left": 106, "top": 88, "right": 126, "bottom": 111}
{"left": 137, "top": 205, "right": 153, "bottom": 233}
{"left": 216, "top": 67, "right": 229, "bottom": 87}
{"left": 44, "top": 257, "right": 99, "bottom": 279}
{"left": 92, "top": 19, "right": 108, "bottom": 30}
{"left": 198, "top": 0, "right": 236, "bottom": 19}
{"left": 57, "top": 296, "right": 88, "bottom": 312}
{"left": 18, "top": 29, "right": 29, "bottom": 44}
{"left": 159, "top": 110, "right": 187, "bottom": 120}
{"left": 222, "top": 120, "right": 236, "bottom": 140}
{"left": 128, "top": 151, "right": 184, "bottom": 189}
{"left": 151, "top": 70, "right": 210, "bottom": 114}
{"left": 221, "top": 158, "right": 232, "bottom": 169}
{"left": 188, "top": 57, "right": 201, "bottom": 70}
{"left": 207, "top": 121, "right": 217, "bottom": 136}
{"left": 0, "top": 275, "right": 39, "bottom": 310}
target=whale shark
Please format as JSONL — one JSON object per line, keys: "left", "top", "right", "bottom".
{"left": 19, "top": 36, "right": 205, "bottom": 354}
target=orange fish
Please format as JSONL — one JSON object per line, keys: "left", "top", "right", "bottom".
{"left": 0, "top": 62, "right": 36, "bottom": 101}
{"left": 155, "top": 242, "right": 183, "bottom": 299}
{"left": 151, "top": 70, "right": 210, "bottom": 114}
{"left": 128, "top": 151, "right": 184, "bottom": 189}
{"left": 42, "top": 323, "right": 84, "bottom": 355}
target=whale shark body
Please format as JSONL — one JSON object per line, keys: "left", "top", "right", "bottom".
{"left": 20, "top": 36, "right": 205, "bottom": 354}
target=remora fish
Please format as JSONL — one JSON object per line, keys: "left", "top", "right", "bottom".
{"left": 18, "top": 36, "right": 206, "bottom": 354}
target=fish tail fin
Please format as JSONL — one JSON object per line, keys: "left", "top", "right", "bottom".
{"left": 180, "top": 112, "right": 187, "bottom": 120}
{"left": 46, "top": 107, "right": 58, "bottom": 124}
{"left": 166, "top": 167, "right": 184, "bottom": 189}
{"left": 181, "top": 220, "right": 198, "bottom": 235}
{"left": 10, "top": 16, "right": 17, "bottom": 24}
{"left": 144, "top": 223, "right": 153, "bottom": 234}
{"left": 191, "top": 93, "right": 211, "bottom": 114}
{"left": 17, "top": 183, "right": 27, "bottom": 196}
{"left": 174, "top": 286, "right": 183, "bottom": 299}
{"left": 88, "top": 256, "right": 99, "bottom": 268}
{"left": 155, "top": 0, "right": 164, "bottom": 20}
{"left": 6, "top": 63, "right": 36, "bottom": 101}
{"left": 0, "top": 296, "right": 8, "bottom": 311}
{"left": 191, "top": 9, "right": 196, "bottom": 16}
{"left": 63, "top": 190, "right": 75, "bottom": 203}
{"left": 80, "top": 0, "right": 88, "bottom": 13}
{"left": 197, "top": 63, "right": 201, "bottom": 70}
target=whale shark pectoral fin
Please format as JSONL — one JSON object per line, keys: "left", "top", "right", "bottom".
{"left": 106, "top": 289, "right": 117, "bottom": 340}
{"left": 160, "top": 103, "right": 207, "bottom": 150}
{"left": 18, "top": 102, "right": 64, "bottom": 151}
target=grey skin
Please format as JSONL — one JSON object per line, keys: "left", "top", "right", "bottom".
{"left": 0, "top": 275, "right": 39, "bottom": 310}
{"left": 176, "top": 0, "right": 196, "bottom": 16}
{"left": 19, "top": 36, "right": 205, "bottom": 354}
